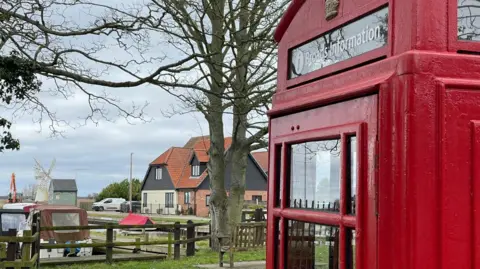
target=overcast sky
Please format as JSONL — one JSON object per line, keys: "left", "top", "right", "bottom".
{"left": 1, "top": 81, "right": 232, "bottom": 196}
{"left": 0, "top": 0, "right": 266, "bottom": 196}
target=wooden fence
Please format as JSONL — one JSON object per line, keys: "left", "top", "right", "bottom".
{"left": 218, "top": 221, "right": 267, "bottom": 267}
{"left": 233, "top": 222, "right": 266, "bottom": 250}
{"left": 39, "top": 221, "right": 210, "bottom": 264}
{"left": 0, "top": 213, "right": 41, "bottom": 269}
{"left": 241, "top": 208, "right": 266, "bottom": 223}
{"left": 0, "top": 220, "right": 210, "bottom": 268}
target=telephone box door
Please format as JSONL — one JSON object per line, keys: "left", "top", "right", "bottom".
{"left": 268, "top": 94, "right": 378, "bottom": 269}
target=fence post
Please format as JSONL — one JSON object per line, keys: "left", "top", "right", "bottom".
{"left": 106, "top": 226, "right": 113, "bottom": 264}
{"left": 208, "top": 221, "right": 212, "bottom": 248}
{"left": 144, "top": 232, "right": 149, "bottom": 252}
{"left": 254, "top": 208, "right": 263, "bottom": 222}
{"left": 6, "top": 229, "right": 17, "bottom": 269}
{"left": 167, "top": 232, "right": 172, "bottom": 259}
{"left": 174, "top": 222, "right": 180, "bottom": 260}
{"left": 186, "top": 220, "right": 195, "bottom": 257}
{"left": 31, "top": 213, "right": 38, "bottom": 261}
{"left": 21, "top": 230, "right": 32, "bottom": 269}
{"left": 34, "top": 214, "right": 40, "bottom": 268}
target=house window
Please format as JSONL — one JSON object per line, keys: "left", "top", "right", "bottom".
{"left": 143, "top": 193, "right": 148, "bottom": 207}
{"left": 192, "top": 165, "right": 200, "bottom": 177}
{"left": 184, "top": 192, "right": 191, "bottom": 204}
{"left": 165, "top": 192, "right": 174, "bottom": 208}
{"left": 252, "top": 195, "right": 263, "bottom": 202}
{"left": 155, "top": 168, "right": 162, "bottom": 180}
{"left": 206, "top": 195, "right": 210, "bottom": 206}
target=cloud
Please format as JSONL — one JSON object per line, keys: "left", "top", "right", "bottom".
{"left": 0, "top": 0, "right": 237, "bottom": 197}
{"left": 1, "top": 94, "right": 231, "bottom": 196}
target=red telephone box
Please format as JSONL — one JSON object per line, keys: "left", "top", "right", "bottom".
{"left": 267, "top": 0, "right": 480, "bottom": 268}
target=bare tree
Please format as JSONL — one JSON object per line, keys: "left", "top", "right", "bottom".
{"left": 1, "top": 0, "right": 286, "bottom": 251}
{"left": 22, "top": 183, "right": 37, "bottom": 200}
{"left": 149, "top": 0, "right": 286, "bottom": 249}
{"left": 0, "top": 0, "right": 201, "bottom": 136}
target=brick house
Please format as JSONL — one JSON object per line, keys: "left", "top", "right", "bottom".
{"left": 140, "top": 136, "right": 268, "bottom": 217}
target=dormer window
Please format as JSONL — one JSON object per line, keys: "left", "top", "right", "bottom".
{"left": 155, "top": 167, "right": 162, "bottom": 180}
{"left": 192, "top": 165, "right": 200, "bottom": 177}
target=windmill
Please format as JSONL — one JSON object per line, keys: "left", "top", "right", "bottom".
{"left": 33, "top": 158, "right": 56, "bottom": 203}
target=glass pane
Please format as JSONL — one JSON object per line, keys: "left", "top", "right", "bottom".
{"left": 458, "top": 0, "right": 480, "bottom": 40}
{"left": 290, "top": 140, "right": 341, "bottom": 212}
{"left": 52, "top": 213, "right": 80, "bottom": 233}
{"left": 275, "top": 218, "right": 282, "bottom": 268}
{"left": 1, "top": 214, "right": 26, "bottom": 232}
{"left": 287, "top": 220, "right": 339, "bottom": 269}
{"left": 346, "top": 229, "right": 356, "bottom": 269}
{"left": 348, "top": 137, "right": 357, "bottom": 215}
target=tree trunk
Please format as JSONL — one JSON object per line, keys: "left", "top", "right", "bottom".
{"left": 228, "top": 98, "right": 249, "bottom": 243}
{"left": 228, "top": 148, "right": 248, "bottom": 234}
{"left": 207, "top": 110, "right": 229, "bottom": 251}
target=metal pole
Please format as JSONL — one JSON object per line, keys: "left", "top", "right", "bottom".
{"left": 129, "top": 152, "right": 133, "bottom": 213}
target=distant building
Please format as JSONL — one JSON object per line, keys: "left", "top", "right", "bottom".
{"left": 140, "top": 136, "right": 268, "bottom": 217}
{"left": 48, "top": 179, "right": 78, "bottom": 206}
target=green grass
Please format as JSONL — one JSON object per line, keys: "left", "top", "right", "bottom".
{"left": 43, "top": 248, "right": 266, "bottom": 269}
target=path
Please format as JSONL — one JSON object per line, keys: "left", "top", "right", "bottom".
{"left": 39, "top": 253, "right": 165, "bottom": 266}
{"left": 196, "top": 261, "right": 265, "bottom": 269}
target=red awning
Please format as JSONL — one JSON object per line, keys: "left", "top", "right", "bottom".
{"left": 119, "top": 213, "right": 155, "bottom": 225}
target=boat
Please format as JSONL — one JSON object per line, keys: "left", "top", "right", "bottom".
{"left": 118, "top": 213, "right": 156, "bottom": 234}
{"left": 1, "top": 203, "right": 36, "bottom": 235}
{"left": 18, "top": 205, "right": 93, "bottom": 258}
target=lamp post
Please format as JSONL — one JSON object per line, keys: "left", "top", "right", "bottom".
{"left": 129, "top": 153, "right": 133, "bottom": 213}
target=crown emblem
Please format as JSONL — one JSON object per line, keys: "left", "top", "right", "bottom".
{"left": 325, "top": 0, "right": 339, "bottom": 20}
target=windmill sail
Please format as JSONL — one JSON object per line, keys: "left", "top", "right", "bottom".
{"left": 34, "top": 158, "right": 55, "bottom": 203}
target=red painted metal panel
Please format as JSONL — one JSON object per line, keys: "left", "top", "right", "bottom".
{"left": 268, "top": 95, "right": 377, "bottom": 269}
{"left": 341, "top": 134, "right": 348, "bottom": 216}
{"left": 266, "top": 135, "right": 276, "bottom": 267}
{"left": 270, "top": 1, "right": 480, "bottom": 268}
{"left": 437, "top": 82, "right": 480, "bottom": 269}
{"left": 472, "top": 121, "right": 480, "bottom": 269}
{"left": 275, "top": 0, "right": 387, "bottom": 45}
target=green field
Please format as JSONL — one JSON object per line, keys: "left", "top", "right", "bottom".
{"left": 43, "top": 248, "right": 266, "bottom": 269}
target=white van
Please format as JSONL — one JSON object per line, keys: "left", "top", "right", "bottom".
{"left": 92, "top": 198, "right": 125, "bottom": 211}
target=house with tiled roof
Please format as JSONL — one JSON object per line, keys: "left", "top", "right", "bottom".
{"left": 251, "top": 151, "right": 268, "bottom": 173}
{"left": 140, "top": 136, "right": 268, "bottom": 217}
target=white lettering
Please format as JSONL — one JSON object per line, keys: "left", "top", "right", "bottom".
{"left": 356, "top": 33, "right": 362, "bottom": 46}
{"left": 368, "top": 28, "right": 375, "bottom": 40}
{"left": 291, "top": 8, "right": 387, "bottom": 77}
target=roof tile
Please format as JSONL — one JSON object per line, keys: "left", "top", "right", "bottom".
{"left": 252, "top": 151, "right": 268, "bottom": 172}
{"left": 149, "top": 136, "right": 239, "bottom": 189}
{"left": 150, "top": 147, "right": 191, "bottom": 183}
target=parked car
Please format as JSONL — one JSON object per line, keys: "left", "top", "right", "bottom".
{"left": 120, "top": 201, "right": 141, "bottom": 213}
{"left": 92, "top": 198, "right": 125, "bottom": 211}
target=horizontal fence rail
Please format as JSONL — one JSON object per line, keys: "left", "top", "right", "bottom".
{"left": 38, "top": 220, "right": 210, "bottom": 264}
